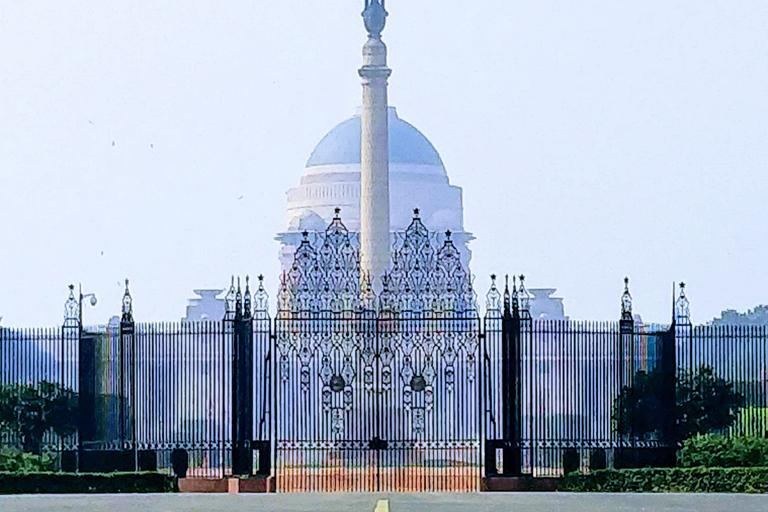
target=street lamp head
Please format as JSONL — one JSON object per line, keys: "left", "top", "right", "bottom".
{"left": 89, "top": 295, "right": 98, "bottom": 307}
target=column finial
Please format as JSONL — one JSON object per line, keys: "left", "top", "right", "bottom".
{"left": 363, "top": 0, "right": 387, "bottom": 38}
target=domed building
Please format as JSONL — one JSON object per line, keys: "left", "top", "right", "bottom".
{"left": 276, "top": 106, "right": 473, "bottom": 272}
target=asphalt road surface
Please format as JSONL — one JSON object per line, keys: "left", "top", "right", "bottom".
{"left": 1, "top": 493, "right": 767, "bottom": 512}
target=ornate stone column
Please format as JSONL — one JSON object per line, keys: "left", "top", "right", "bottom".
{"left": 359, "top": 0, "right": 391, "bottom": 289}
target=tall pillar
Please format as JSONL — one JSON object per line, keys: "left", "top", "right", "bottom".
{"left": 501, "top": 276, "right": 522, "bottom": 476}
{"left": 359, "top": 0, "right": 391, "bottom": 288}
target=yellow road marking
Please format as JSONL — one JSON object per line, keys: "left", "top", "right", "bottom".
{"left": 374, "top": 498, "right": 389, "bottom": 512}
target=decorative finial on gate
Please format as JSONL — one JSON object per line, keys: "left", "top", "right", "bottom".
{"left": 253, "top": 274, "right": 269, "bottom": 314}
{"left": 511, "top": 275, "right": 520, "bottom": 314}
{"left": 64, "top": 284, "right": 79, "bottom": 326}
{"left": 121, "top": 278, "right": 133, "bottom": 324}
{"left": 225, "top": 276, "right": 236, "bottom": 317}
{"left": 334, "top": 207, "right": 341, "bottom": 219}
{"left": 413, "top": 208, "right": 420, "bottom": 218}
{"left": 518, "top": 274, "right": 530, "bottom": 316}
{"left": 486, "top": 274, "right": 501, "bottom": 312}
{"left": 503, "top": 275, "right": 511, "bottom": 315}
{"left": 243, "top": 275, "right": 252, "bottom": 319}
{"left": 235, "top": 277, "right": 243, "bottom": 319}
{"left": 621, "top": 277, "right": 633, "bottom": 321}
{"left": 675, "top": 281, "right": 690, "bottom": 325}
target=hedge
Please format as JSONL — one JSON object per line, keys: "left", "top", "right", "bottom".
{"left": 0, "top": 449, "right": 54, "bottom": 472}
{"left": 0, "top": 472, "right": 177, "bottom": 494}
{"left": 680, "top": 435, "right": 768, "bottom": 468}
{"left": 559, "top": 467, "right": 768, "bottom": 493}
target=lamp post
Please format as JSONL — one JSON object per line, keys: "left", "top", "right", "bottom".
{"left": 66, "top": 283, "right": 97, "bottom": 471}
{"left": 72, "top": 283, "right": 98, "bottom": 329}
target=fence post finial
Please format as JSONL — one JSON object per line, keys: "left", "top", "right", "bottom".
{"left": 511, "top": 276, "right": 520, "bottom": 316}
{"left": 64, "top": 284, "right": 79, "bottom": 327}
{"left": 122, "top": 278, "right": 133, "bottom": 324}
{"left": 243, "top": 275, "right": 252, "bottom": 319}
{"left": 675, "top": 281, "right": 690, "bottom": 325}
{"left": 518, "top": 274, "right": 530, "bottom": 318}
{"left": 503, "top": 275, "right": 511, "bottom": 316}
{"left": 225, "top": 276, "right": 236, "bottom": 318}
{"left": 486, "top": 274, "right": 501, "bottom": 312}
{"left": 235, "top": 277, "right": 243, "bottom": 320}
{"left": 621, "top": 277, "right": 633, "bottom": 321}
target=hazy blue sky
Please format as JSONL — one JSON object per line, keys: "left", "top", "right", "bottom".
{"left": 1, "top": 1, "right": 766, "bottom": 327}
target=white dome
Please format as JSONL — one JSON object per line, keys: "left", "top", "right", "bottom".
{"left": 285, "top": 107, "right": 465, "bottom": 234}
{"left": 306, "top": 106, "right": 445, "bottom": 168}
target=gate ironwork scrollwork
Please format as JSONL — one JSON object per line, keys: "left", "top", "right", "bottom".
{"left": 274, "top": 208, "right": 481, "bottom": 492}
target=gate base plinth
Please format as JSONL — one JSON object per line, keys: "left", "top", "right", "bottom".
{"left": 238, "top": 477, "right": 274, "bottom": 493}
{"left": 178, "top": 477, "right": 273, "bottom": 493}
{"left": 482, "top": 476, "right": 559, "bottom": 492}
{"left": 178, "top": 479, "right": 229, "bottom": 493}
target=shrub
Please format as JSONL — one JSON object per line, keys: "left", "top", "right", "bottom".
{"left": 0, "top": 472, "right": 177, "bottom": 494}
{"left": 0, "top": 448, "right": 54, "bottom": 472}
{"left": 679, "top": 434, "right": 768, "bottom": 468}
{"left": 0, "top": 382, "right": 78, "bottom": 454}
{"left": 560, "top": 467, "right": 768, "bottom": 493}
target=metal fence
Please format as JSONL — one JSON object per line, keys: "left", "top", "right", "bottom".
{"left": 1, "top": 214, "right": 766, "bottom": 489}
{"left": 1, "top": 287, "right": 766, "bottom": 484}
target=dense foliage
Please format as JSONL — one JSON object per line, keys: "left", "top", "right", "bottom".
{"left": 559, "top": 467, "right": 768, "bottom": 493}
{"left": 680, "top": 434, "right": 768, "bottom": 468}
{"left": 0, "top": 472, "right": 177, "bottom": 494}
{"left": 614, "top": 366, "right": 744, "bottom": 444}
{"left": 0, "top": 382, "right": 78, "bottom": 454}
{"left": 0, "top": 448, "right": 54, "bottom": 472}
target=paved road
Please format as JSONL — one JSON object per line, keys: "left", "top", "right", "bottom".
{"left": 1, "top": 493, "right": 767, "bottom": 512}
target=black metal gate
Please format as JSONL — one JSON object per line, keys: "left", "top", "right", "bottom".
{"left": 482, "top": 278, "right": 683, "bottom": 477}
{"left": 6, "top": 212, "right": 763, "bottom": 491}
{"left": 273, "top": 211, "right": 481, "bottom": 492}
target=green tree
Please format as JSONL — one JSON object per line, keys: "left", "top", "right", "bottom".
{"left": 676, "top": 367, "right": 745, "bottom": 440}
{"left": 614, "top": 365, "right": 745, "bottom": 444}
{"left": 0, "top": 381, "right": 78, "bottom": 454}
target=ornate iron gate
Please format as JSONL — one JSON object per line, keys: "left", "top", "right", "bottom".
{"left": 274, "top": 211, "right": 481, "bottom": 492}
{"left": 5, "top": 214, "right": 730, "bottom": 488}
